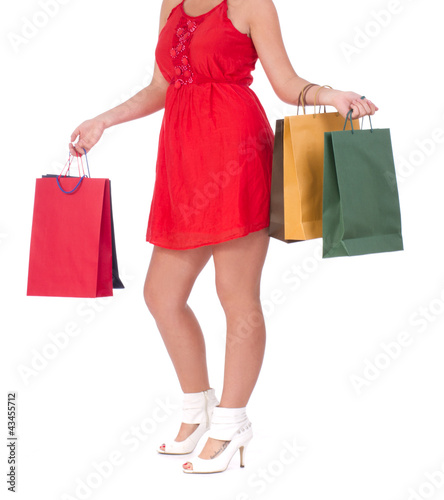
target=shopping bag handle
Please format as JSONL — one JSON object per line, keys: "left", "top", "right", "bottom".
{"left": 297, "top": 84, "right": 335, "bottom": 117}
{"left": 297, "top": 83, "right": 319, "bottom": 115}
{"left": 57, "top": 148, "right": 91, "bottom": 194}
{"left": 343, "top": 97, "right": 373, "bottom": 134}
{"left": 312, "top": 85, "right": 333, "bottom": 117}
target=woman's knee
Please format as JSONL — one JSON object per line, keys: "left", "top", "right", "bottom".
{"left": 143, "top": 282, "right": 169, "bottom": 318}
{"left": 144, "top": 245, "right": 211, "bottom": 318}
{"left": 143, "top": 282, "right": 158, "bottom": 314}
{"left": 144, "top": 278, "right": 191, "bottom": 321}
{"left": 215, "top": 277, "right": 261, "bottom": 313}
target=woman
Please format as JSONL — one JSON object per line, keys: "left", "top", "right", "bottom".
{"left": 69, "top": 0, "right": 377, "bottom": 474}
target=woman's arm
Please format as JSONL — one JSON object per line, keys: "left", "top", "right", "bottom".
{"left": 248, "top": 0, "right": 378, "bottom": 119}
{"left": 69, "top": 0, "right": 180, "bottom": 156}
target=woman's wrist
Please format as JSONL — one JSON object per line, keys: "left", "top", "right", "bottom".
{"left": 93, "top": 113, "right": 112, "bottom": 130}
{"left": 316, "top": 87, "right": 342, "bottom": 108}
{"left": 300, "top": 84, "right": 341, "bottom": 108}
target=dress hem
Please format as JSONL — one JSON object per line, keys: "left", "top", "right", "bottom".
{"left": 146, "top": 221, "right": 270, "bottom": 250}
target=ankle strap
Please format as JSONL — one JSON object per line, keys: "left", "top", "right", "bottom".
{"left": 181, "top": 388, "right": 218, "bottom": 424}
{"left": 208, "top": 406, "right": 251, "bottom": 441}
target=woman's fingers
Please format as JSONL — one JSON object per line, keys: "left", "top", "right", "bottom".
{"left": 368, "top": 100, "right": 378, "bottom": 114}
{"left": 70, "top": 140, "right": 86, "bottom": 156}
{"left": 349, "top": 101, "right": 362, "bottom": 119}
{"left": 68, "top": 142, "right": 77, "bottom": 156}
{"left": 350, "top": 97, "right": 378, "bottom": 118}
{"left": 353, "top": 99, "right": 369, "bottom": 117}
{"left": 69, "top": 125, "right": 85, "bottom": 156}
{"left": 70, "top": 129, "right": 87, "bottom": 156}
{"left": 70, "top": 127, "right": 80, "bottom": 143}
{"left": 76, "top": 139, "right": 89, "bottom": 155}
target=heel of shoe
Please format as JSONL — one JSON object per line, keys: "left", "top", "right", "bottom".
{"left": 238, "top": 435, "right": 252, "bottom": 468}
{"left": 239, "top": 445, "right": 246, "bottom": 468}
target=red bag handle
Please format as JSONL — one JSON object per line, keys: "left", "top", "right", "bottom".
{"left": 57, "top": 149, "right": 91, "bottom": 194}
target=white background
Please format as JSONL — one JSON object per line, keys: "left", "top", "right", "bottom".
{"left": 2, "top": 0, "right": 444, "bottom": 499}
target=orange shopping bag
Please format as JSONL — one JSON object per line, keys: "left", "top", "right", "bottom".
{"left": 269, "top": 85, "right": 360, "bottom": 242}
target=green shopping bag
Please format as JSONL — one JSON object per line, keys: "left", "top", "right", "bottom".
{"left": 322, "top": 111, "right": 403, "bottom": 258}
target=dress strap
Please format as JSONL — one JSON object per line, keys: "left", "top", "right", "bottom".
{"left": 166, "top": 0, "right": 185, "bottom": 21}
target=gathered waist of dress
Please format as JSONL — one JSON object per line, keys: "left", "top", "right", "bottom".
{"left": 170, "top": 74, "right": 253, "bottom": 89}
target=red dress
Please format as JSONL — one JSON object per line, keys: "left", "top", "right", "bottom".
{"left": 146, "top": 0, "right": 274, "bottom": 249}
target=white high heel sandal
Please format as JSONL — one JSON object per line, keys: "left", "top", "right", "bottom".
{"left": 157, "top": 388, "right": 219, "bottom": 455}
{"left": 183, "top": 406, "right": 253, "bottom": 473}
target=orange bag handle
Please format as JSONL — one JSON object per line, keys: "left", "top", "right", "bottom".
{"left": 312, "top": 85, "right": 333, "bottom": 118}
{"left": 297, "top": 84, "right": 333, "bottom": 116}
{"left": 296, "top": 83, "right": 319, "bottom": 115}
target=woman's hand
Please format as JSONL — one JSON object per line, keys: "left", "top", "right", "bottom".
{"left": 69, "top": 118, "right": 106, "bottom": 156}
{"left": 325, "top": 89, "right": 379, "bottom": 120}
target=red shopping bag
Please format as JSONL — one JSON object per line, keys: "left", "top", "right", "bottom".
{"left": 27, "top": 154, "right": 119, "bottom": 298}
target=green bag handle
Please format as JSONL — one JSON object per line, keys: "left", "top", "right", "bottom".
{"left": 343, "top": 96, "right": 373, "bottom": 133}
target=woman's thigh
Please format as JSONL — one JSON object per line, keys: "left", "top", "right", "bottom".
{"left": 144, "top": 244, "right": 213, "bottom": 313}
{"left": 212, "top": 228, "right": 270, "bottom": 306}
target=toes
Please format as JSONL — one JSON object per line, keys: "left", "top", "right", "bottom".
{"left": 183, "top": 462, "right": 193, "bottom": 470}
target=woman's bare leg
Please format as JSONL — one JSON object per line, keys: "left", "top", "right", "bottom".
{"left": 144, "top": 244, "right": 213, "bottom": 443}
{"left": 184, "top": 228, "right": 270, "bottom": 468}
